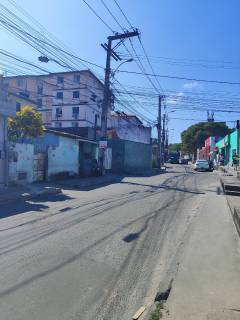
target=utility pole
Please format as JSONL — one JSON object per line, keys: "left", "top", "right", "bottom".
{"left": 162, "top": 113, "right": 166, "bottom": 163}
{"left": 165, "top": 113, "right": 169, "bottom": 161}
{"left": 165, "top": 127, "right": 169, "bottom": 161}
{"left": 99, "top": 30, "right": 139, "bottom": 173}
{"left": 157, "top": 95, "right": 164, "bottom": 169}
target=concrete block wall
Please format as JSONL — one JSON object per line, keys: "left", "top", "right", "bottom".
{"left": 48, "top": 136, "right": 79, "bottom": 178}
{"left": 8, "top": 142, "right": 35, "bottom": 184}
{"left": 109, "top": 139, "right": 152, "bottom": 174}
{"left": 124, "top": 140, "right": 152, "bottom": 173}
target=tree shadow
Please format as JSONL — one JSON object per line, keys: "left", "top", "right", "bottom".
{"left": 0, "top": 201, "right": 48, "bottom": 220}
{"left": 0, "top": 194, "right": 74, "bottom": 220}
{"left": 30, "top": 193, "right": 74, "bottom": 203}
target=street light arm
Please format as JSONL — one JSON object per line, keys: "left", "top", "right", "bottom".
{"left": 111, "top": 59, "right": 133, "bottom": 78}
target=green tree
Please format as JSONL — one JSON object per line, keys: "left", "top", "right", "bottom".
{"left": 8, "top": 105, "right": 44, "bottom": 141}
{"left": 181, "top": 122, "right": 230, "bottom": 156}
{"left": 168, "top": 143, "right": 182, "bottom": 152}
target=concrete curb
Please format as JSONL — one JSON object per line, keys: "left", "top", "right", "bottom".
{"left": 0, "top": 187, "right": 62, "bottom": 206}
{"left": 225, "top": 198, "right": 240, "bottom": 238}
{"left": 219, "top": 174, "right": 240, "bottom": 237}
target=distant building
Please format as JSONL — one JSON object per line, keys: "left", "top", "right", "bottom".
{"left": 198, "top": 136, "right": 222, "bottom": 160}
{"left": 215, "top": 130, "right": 240, "bottom": 166}
{"left": 107, "top": 112, "right": 152, "bottom": 144}
{"left": 3, "top": 70, "right": 104, "bottom": 133}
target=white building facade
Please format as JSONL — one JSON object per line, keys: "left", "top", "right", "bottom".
{"left": 3, "top": 70, "right": 104, "bottom": 130}
{"left": 108, "top": 112, "right": 152, "bottom": 144}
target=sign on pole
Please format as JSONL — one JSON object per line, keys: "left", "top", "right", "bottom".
{"left": 99, "top": 140, "right": 107, "bottom": 150}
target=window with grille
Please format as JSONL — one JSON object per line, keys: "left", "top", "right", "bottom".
{"left": 74, "top": 74, "right": 80, "bottom": 84}
{"left": 37, "top": 98, "right": 42, "bottom": 107}
{"left": 56, "top": 92, "right": 63, "bottom": 99}
{"left": 56, "top": 107, "right": 62, "bottom": 118}
{"left": 72, "top": 106, "right": 79, "bottom": 119}
{"left": 16, "top": 102, "right": 21, "bottom": 112}
{"left": 73, "top": 91, "right": 79, "bottom": 98}
{"left": 57, "top": 76, "right": 64, "bottom": 84}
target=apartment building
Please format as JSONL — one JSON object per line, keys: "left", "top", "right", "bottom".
{"left": 3, "top": 70, "right": 104, "bottom": 131}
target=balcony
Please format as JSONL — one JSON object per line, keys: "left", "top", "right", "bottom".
{"left": 55, "top": 113, "right": 62, "bottom": 119}
{"left": 72, "top": 113, "right": 79, "bottom": 120}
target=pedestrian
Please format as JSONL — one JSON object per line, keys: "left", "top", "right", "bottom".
{"left": 232, "top": 154, "right": 239, "bottom": 171}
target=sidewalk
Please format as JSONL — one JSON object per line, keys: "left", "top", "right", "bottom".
{"left": 163, "top": 185, "right": 240, "bottom": 320}
{"left": 217, "top": 167, "right": 240, "bottom": 235}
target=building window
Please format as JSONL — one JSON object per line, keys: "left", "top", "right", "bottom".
{"left": 3, "top": 81, "right": 9, "bottom": 90}
{"left": 55, "top": 107, "right": 62, "bottom": 118}
{"left": 97, "top": 99, "right": 103, "bottom": 109}
{"left": 74, "top": 74, "right": 80, "bottom": 84}
{"left": 57, "top": 76, "right": 64, "bottom": 84}
{"left": 90, "top": 93, "right": 97, "bottom": 102}
{"left": 73, "top": 91, "right": 79, "bottom": 99}
{"left": 72, "top": 122, "right": 79, "bottom": 127}
{"left": 55, "top": 122, "right": 62, "bottom": 128}
{"left": 72, "top": 106, "right": 79, "bottom": 119}
{"left": 17, "top": 79, "right": 23, "bottom": 87}
{"left": 37, "top": 85, "right": 43, "bottom": 95}
{"left": 19, "top": 91, "right": 29, "bottom": 98}
{"left": 16, "top": 102, "right": 21, "bottom": 112}
{"left": 37, "top": 98, "right": 42, "bottom": 107}
{"left": 56, "top": 91, "right": 63, "bottom": 99}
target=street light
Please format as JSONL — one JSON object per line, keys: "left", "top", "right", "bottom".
{"left": 38, "top": 56, "right": 69, "bottom": 69}
{"left": 111, "top": 58, "right": 133, "bottom": 78}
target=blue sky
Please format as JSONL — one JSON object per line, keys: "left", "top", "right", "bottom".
{"left": 1, "top": 0, "right": 240, "bottom": 142}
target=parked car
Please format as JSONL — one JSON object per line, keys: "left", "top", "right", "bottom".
{"left": 167, "top": 157, "right": 179, "bottom": 164}
{"left": 179, "top": 158, "right": 188, "bottom": 164}
{"left": 194, "top": 159, "right": 212, "bottom": 172}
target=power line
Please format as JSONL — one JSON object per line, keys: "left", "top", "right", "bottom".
{"left": 83, "top": 0, "right": 164, "bottom": 97}
{"left": 110, "top": 0, "right": 164, "bottom": 94}
{"left": 112, "top": 0, "right": 133, "bottom": 29}
{"left": 0, "top": 2, "right": 105, "bottom": 75}
{"left": 118, "top": 52, "right": 240, "bottom": 70}
{"left": 100, "top": 0, "right": 124, "bottom": 31}
{"left": 82, "top": 0, "right": 115, "bottom": 32}
{"left": 118, "top": 69, "right": 240, "bottom": 85}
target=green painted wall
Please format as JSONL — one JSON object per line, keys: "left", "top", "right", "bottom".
{"left": 108, "top": 140, "right": 125, "bottom": 173}
{"left": 108, "top": 139, "right": 152, "bottom": 174}
{"left": 215, "top": 130, "right": 239, "bottom": 165}
{"left": 229, "top": 130, "right": 239, "bottom": 163}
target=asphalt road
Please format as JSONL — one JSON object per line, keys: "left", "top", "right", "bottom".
{"left": 0, "top": 165, "right": 220, "bottom": 320}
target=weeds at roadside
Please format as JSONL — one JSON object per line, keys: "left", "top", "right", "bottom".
{"left": 149, "top": 301, "right": 164, "bottom": 320}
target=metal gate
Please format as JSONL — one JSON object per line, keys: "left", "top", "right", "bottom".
{"left": 33, "top": 152, "right": 47, "bottom": 182}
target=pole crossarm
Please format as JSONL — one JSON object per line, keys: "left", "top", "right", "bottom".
{"left": 108, "top": 30, "right": 139, "bottom": 41}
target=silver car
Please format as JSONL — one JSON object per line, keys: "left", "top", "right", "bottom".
{"left": 194, "top": 160, "right": 210, "bottom": 171}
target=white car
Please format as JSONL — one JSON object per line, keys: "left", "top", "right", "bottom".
{"left": 194, "top": 159, "right": 211, "bottom": 172}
